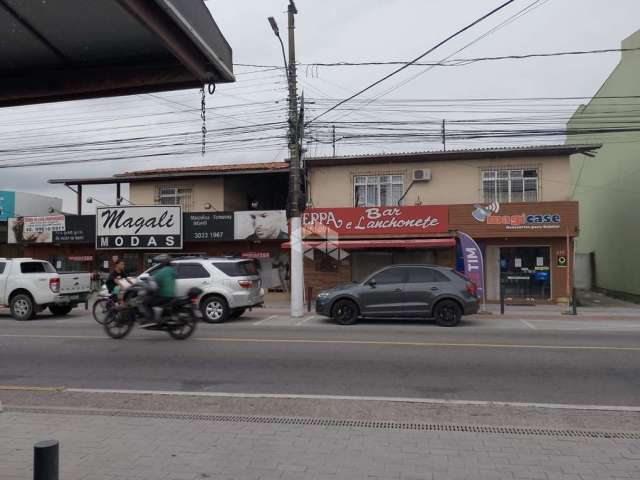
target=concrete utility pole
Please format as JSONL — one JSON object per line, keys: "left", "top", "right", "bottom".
{"left": 269, "top": 1, "right": 304, "bottom": 317}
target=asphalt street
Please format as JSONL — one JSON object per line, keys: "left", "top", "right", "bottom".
{"left": 1, "top": 308, "right": 639, "bottom": 406}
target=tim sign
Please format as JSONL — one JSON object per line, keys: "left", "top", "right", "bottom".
{"left": 303, "top": 206, "right": 449, "bottom": 236}
{"left": 96, "top": 206, "right": 182, "bottom": 250}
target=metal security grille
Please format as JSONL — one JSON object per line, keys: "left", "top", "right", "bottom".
{"left": 156, "top": 185, "right": 193, "bottom": 212}
{"left": 7, "top": 407, "right": 640, "bottom": 440}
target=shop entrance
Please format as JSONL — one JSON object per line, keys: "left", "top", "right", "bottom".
{"left": 499, "top": 246, "right": 551, "bottom": 300}
{"left": 351, "top": 250, "right": 436, "bottom": 282}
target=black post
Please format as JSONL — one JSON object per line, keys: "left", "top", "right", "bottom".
{"left": 306, "top": 286, "right": 313, "bottom": 312}
{"left": 500, "top": 276, "right": 505, "bottom": 315}
{"left": 34, "top": 440, "right": 58, "bottom": 480}
{"left": 572, "top": 287, "right": 577, "bottom": 315}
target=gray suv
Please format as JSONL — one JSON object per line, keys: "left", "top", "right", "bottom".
{"left": 315, "top": 265, "right": 479, "bottom": 326}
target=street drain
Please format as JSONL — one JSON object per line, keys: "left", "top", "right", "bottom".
{"left": 6, "top": 406, "right": 640, "bottom": 440}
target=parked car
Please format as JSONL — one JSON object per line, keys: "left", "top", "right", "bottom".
{"left": 139, "top": 256, "right": 264, "bottom": 323}
{"left": 315, "top": 265, "right": 479, "bottom": 326}
{"left": 0, "top": 258, "right": 91, "bottom": 320}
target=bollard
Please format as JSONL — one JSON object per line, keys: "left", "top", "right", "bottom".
{"left": 34, "top": 440, "right": 58, "bottom": 480}
{"left": 572, "top": 287, "right": 578, "bottom": 315}
{"left": 306, "top": 286, "right": 313, "bottom": 313}
{"left": 500, "top": 278, "right": 505, "bottom": 315}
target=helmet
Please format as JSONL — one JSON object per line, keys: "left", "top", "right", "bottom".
{"left": 153, "top": 254, "right": 172, "bottom": 266}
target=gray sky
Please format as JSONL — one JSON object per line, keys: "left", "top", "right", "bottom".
{"left": 2, "top": 0, "right": 639, "bottom": 211}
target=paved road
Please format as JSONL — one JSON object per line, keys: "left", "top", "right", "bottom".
{"left": 1, "top": 309, "right": 639, "bottom": 406}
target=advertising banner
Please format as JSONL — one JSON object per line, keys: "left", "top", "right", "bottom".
{"left": 458, "top": 231, "right": 485, "bottom": 301}
{"left": 8, "top": 215, "right": 66, "bottom": 244}
{"left": 234, "top": 210, "right": 288, "bottom": 240}
{"left": 96, "top": 206, "right": 182, "bottom": 250}
{"left": 183, "top": 212, "right": 234, "bottom": 242}
{"left": 302, "top": 206, "right": 449, "bottom": 237}
{"left": 52, "top": 215, "right": 95, "bottom": 243}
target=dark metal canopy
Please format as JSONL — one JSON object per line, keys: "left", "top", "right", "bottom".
{"left": 0, "top": 0, "right": 234, "bottom": 107}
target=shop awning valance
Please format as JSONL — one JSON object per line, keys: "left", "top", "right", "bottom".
{"left": 283, "top": 238, "right": 456, "bottom": 250}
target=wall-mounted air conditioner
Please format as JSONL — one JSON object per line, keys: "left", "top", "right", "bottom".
{"left": 412, "top": 169, "right": 432, "bottom": 182}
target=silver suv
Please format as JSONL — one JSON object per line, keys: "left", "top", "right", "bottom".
{"left": 140, "top": 257, "right": 264, "bottom": 323}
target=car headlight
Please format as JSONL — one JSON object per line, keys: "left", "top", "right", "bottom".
{"left": 317, "top": 292, "right": 330, "bottom": 299}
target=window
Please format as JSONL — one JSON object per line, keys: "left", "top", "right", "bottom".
{"left": 21, "top": 262, "right": 55, "bottom": 274}
{"left": 213, "top": 261, "right": 258, "bottom": 277}
{"left": 370, "top": 267, "right": 406, "bottom": 285}
{"left": 0, "top": 262, "right": 5, "bottom": 274}
{"left": 354, "top": 175, "right": 404, "bottom": 207}
{"left": 407, "top": 267, "right": 449, "bottom": 283}
{"left": 482, "top": 169, "right": 538, "bottom": 203}
{"left": 157, "top": 185, "right": 193, "bottom": 211}
{"left": 176, "top": 263, "right": 210, "bottom": 279}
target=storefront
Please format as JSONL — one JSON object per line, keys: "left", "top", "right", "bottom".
{"left": 449, "top": 201, "right": 578, "bottom": 303}
{"left": 298, "top": 206, "right": 456, "bottom": 294}
{"left": 299, "top": 201, "right": 578, "bottom": 303}
{"left": 8, "top": 206, "right": 291, "bottom": 293}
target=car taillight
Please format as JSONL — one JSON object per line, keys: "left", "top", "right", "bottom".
{"left": 466, "top": 281, "right": 478, "bottom": 297}
{"left": 238, "top": 280, "right": 253, "bottom": 289}
{"left": 49, "top": 278, "right": 60, "bottom": 293}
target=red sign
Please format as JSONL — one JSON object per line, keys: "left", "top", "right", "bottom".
{"left": 241, "top": 251, "right": 271, "bottom": 259}
{"left": 302, "top": 206, "right": 449, "bottom": 237}
{"left": 68, "top": 256, "right": 94, "bottom": 262}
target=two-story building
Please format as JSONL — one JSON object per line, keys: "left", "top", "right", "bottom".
{"left": 300, "top": 145, "right": 598, "bottom": 303}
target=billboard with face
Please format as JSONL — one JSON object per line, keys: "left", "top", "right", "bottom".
{"left": 234, "top": 210, "right": 288, "bottom": 240}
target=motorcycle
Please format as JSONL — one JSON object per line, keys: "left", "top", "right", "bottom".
{"left": 103, "top": 279, "right": 202, "bottom": 340}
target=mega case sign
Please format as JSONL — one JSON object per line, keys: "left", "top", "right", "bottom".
{"left": 96, "top": 206, "right": 182, "bottom": 249}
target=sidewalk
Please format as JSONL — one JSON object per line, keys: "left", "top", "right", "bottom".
{"left": 2, "top": 405, "right": 639, "bottom": 480}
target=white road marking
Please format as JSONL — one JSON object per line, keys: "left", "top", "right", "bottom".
{"left": 295, "top": 315, "right": 319, "bottom": 326}
{"left": 58, "top": 387, "right": 640, "bottom": 412}
{"left": 252, "top": 315, "right": 277, "bottom": 326}
{"left": 520, "top": 319, "right": 537, "bottom": 330}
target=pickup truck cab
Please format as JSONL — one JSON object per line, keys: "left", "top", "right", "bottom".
{"left": 0, "top": 258, "right": 91, "bottom": 320}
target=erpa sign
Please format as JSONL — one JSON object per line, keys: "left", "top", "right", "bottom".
{"left": 96, "top": 206, "right": 182, "bottom": 250}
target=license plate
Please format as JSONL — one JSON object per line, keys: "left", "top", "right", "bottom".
{"left": 67, "top": 295, "right": 80, "bottom": 301}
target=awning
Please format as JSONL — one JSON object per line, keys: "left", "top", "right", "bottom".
{"left": 283, "top": 238, "right": 456, "bottom": 250}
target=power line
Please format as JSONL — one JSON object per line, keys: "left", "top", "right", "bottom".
{"left": 306, "top": 0, "right": 518, "bottom": 125}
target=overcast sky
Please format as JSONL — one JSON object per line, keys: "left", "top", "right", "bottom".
{"left": 2, "top": 0, "right": 639, "bottom": 211}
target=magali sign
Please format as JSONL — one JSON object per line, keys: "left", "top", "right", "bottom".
{"left": 302, "top": 206, "right": 449, "bottom": 237}
{"left": 96, "top": 206, "right": 182, "bottom": 250}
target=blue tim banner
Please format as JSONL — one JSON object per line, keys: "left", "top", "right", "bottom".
{"left": 458, "top": 231, "right": 485, "bottom": 302}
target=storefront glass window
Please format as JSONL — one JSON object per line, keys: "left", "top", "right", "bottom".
{"left": 354, "top": 175, "right": 404, "bottom": 207}
{"left": 482, "top": 168, "right": 538, "bottom": 203}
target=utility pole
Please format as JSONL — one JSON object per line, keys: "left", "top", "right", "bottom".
{"left": 442, "top": 119, "right": 446, "bottom": 151}
{"left": 269, "top": 1, "right": 304, "bottom": 318}
{"left": 332, "top": 124, "right": 336, "bottom": 157}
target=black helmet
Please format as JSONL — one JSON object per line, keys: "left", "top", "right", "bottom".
{"left": 153, "top": 254, "right": 172, "bottom": 266}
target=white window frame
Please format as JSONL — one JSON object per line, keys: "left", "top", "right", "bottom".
{"left": 353, "top": 174, "right": 404, "bottom": 207}
{"left": 156, "top": 185, "right": 193, "bottom": 211}
{"left": 482, "top": 168, "right": 539, "bottom": 203}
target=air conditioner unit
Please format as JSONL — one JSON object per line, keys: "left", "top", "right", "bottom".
{"left": 412, "top": 168, "right": 432, "bottom": 182}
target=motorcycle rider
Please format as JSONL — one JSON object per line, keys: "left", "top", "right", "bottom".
{"left": 145, "top": 254, "right": 177, "bottom": 323}
{"left": 106, "top": 260, "right": 126, "bottom": 294}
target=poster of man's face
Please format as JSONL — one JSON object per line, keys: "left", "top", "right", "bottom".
{"left": 234, "top": 210, "right": 288, "bottom": 240}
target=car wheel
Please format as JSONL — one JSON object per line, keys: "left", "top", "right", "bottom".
{"left": 434, "top": 300, "right": 462, "bottom": 327}
{"left": 49, "top": 305, "right": 73, "bottom": 316}
{"left": 10, "top": 294, "right": 35, "bottom": 321}
{"left": 201, "top": 296, "right": 229, "bottom": 323}
{"left": 332, "top": 299, "right": 359, "bottom": 325}
{"left": 229, "top": 308, "right": 246, "bottom": 320}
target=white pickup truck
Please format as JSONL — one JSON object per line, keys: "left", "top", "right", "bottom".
{"left": 0, "top": 258, "right": 91, "bottom": 320}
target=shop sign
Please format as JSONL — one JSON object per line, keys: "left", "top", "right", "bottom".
{"left": 302, "top": 206, "right": 449, "bottom": 237}
{"left": 52, "top": 215, "right": 95, "bottom": 243}
{"left": 234, "top": 210, "right": 288, "bottom": 240}
{"left": 471, "top": 202, "right": 561, "bottom": 230}
{"left": 183, "top": 212, "right": 234, "bottom": 242}
{"left": 68, "top": 256, "right": 94, "bottom": 262}
{"left": 7, "top": 215, "right": 66, "bottom": 244}
{"left": 241, "top": 251, "right": 271, "bottom": 259}
{"left": 96, "top": 206, "right": 182, "bottom": 250}
{"left": 0, "top": 191, "right": 16, "bottom": 221}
